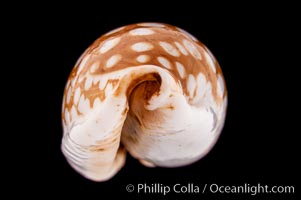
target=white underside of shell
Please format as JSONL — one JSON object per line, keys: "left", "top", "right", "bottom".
{"left": 62, "top": 65, "right": 226, "bottom": 181}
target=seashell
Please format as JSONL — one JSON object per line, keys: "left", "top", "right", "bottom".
{"left": 61, "top": 22, "right": 227, "bottom": 181}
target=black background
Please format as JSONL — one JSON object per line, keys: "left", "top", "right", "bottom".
{"left": 16, "top": 3, "right": 299, "bottom": 199}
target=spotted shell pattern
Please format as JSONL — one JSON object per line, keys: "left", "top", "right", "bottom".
{"left": 61, "top": 23, "right": 227, "bottom": 181}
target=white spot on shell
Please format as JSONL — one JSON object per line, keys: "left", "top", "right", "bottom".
{"left": 205, "top": 50, "right": 216, "bottom": 73}
{"left": 129, "top": 28, "right": 154, "bottom": 35}
{"left": 131, "top": 42, "right": 153, "bottom": 52}
{"left": 177, "top": 27, "right": 198, "bottom": 41}
{"left": 159, "top": 41, "right": 180, "bottom": 57}
{"left": 196, "top": 73, "right": 207, "bottom": 99}
{"left": 106, "top": 54, "right": 122, "bottom": 68}
{"left": 138, "top": 23, "right": 165, "bottom": 27}
{"left": 183, "top": 39, "right": 202, "bottom": 60}
{"left": 187, "top": 74, "right": 196, "bottom": 98}
{"left": 70, "top": 106, "right": 77, "bottom": 121}
{"left": 136, "top": 55, "right": 150, "bottom": 63}
{"left": 192, "top": 81, "right": 213, "bottom": 108}
{"left": 84, "top": 77, "right": 93, "bottom": 90}
{"left": 202, "top": 82, "right": 216, "bottom": 108}
{"left": 105, "top": 83, "right": 113, "bottom": 96}
{"left": 73, "top": 87, "right": 81, "bottom": 105}
{"left": 174, "top": 42, "right": 188, "bottom": 56}
{"left": 89, "top": 62, "right": 99, "bottom": 73}
{"left": 99, "top": 78, "right": 107, "bottom": 90}
{"left": 175, "top": 62, "right": 186, "bottom": 79}
{"left": 217, "top": 75, "right": 224, "bottom": 97}
{"left": 66, "top": 86, "right": 72, "bottom": 104}
{"left": 157, "top": 57, "right": 171, "bottom": 69}
{"left": 78, "top": 95, "right": 90, "bottom": 114}
{"left": 205, "top": 82, "right": 213, "bottom": 100}
{"left": 100, "top": 37, "right": 120, "bottom": 54}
